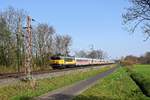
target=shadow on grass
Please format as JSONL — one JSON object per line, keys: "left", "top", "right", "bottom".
{"left": 34, "top": 93, "right": 116, "bottom": 100}
{"left": 19, "top": 96, "right": 32, "bottom": 100}
{"left": 74, "top": 95, "right": 116, "bottom": 100}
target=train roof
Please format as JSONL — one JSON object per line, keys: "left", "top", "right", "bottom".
{"left": 50, "top": 56, "right": 108, "bottom": 61}
{"left": 51, "top": 56, "right": 75, "bottom": 59}
{"left": 75, "top": 57, "right": 92, "bottom": 60}
{"left": 75, "top": 57, "right": 103, "bottom": 61}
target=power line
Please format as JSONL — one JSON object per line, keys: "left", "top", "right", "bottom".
{"left": 16, "top": 16, "right": 21, "bottom": 78}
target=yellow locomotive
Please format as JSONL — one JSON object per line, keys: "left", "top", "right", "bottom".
{"left": 50, "top": 56, "right": 76, "bottom": 68}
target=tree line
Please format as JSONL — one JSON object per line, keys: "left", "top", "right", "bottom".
{"left": 75, "top": 49, "right": 107, "bottom": 59}
{"left": 0, "top": 6, "right": 72, "bottom": 72}
{"left": 120, "top": 52, "right": 150, "bottom": 66}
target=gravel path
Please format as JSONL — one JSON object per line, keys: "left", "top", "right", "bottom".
{"left": 35, "top": 67, "right": 117, "bottom": 100}
{"left": 0, "top": 65, "right": 108, "bottom": 87}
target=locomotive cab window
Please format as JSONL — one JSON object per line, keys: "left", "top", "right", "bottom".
{"left": 64, "top": 57, "right": 74, "bottom": 62}
{"left": 51, "top": 56, "right": 61, "bottom": 60}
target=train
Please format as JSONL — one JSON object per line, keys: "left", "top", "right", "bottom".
{"left": 49, "top": 56, "right": 114, "bottom": 69}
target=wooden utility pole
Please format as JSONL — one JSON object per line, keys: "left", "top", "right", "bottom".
{"left": 17, "top": 17, "right": 21, "bottom": 77}
{"left": 24, "top": 16, "right": 32, "bottom": 79}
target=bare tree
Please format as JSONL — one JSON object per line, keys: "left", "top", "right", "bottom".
{"left": 75, "top": 49, "right": 106, "bottom": 59}
{"left": 87, "top": 49, "right": 106, "bottom": 59}
{"left": 75, "top": 50, "right": 87, "bottom": 58}
{"left": 33, "top": 23, "right": 55, "bottom": 67}
{"left": 53, "top": 34, "right": 72, "bottom": 56}
{"left": 47, "top": 26, "right": 55, "bottom": 54}
{"left": 123, "top": 0, "right": 150, "bottom": 41}
{"left": 62, "top": 35, "right": 72, "bottom": 55}
{"left": 0, "top": 6, "right": 27, "bottom": 34}
{"left": 53, "top": 34, "right": 62, "bottom": 55}
{"left": 96, "top": 49, "right": 106, "bottom": 59}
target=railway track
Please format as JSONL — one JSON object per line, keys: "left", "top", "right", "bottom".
{"left": 0, "top": 64, "right": 112, "bottom": 80}
{"left": 0, "top": 69, "right": 61, "bottom": 79}
{"left": 0, "top": 64, "right": 114, "bottom": 87}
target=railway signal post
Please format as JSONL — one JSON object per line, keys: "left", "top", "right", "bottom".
{"left": 24, "top": 16, "right": 32, "bottom": 80}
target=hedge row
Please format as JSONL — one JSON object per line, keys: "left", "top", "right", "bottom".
{"left": 130, "top": 72, "right": 150, "bottom": 97}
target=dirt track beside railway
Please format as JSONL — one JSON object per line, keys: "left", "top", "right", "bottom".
{"left": 35, "top": 66, "right": 117, "bottom": 100}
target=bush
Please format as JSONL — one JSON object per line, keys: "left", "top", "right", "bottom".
{"left": 120, "top": 60, "right": 134, "bottom": 66}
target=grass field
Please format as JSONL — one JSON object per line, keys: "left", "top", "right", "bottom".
{"left": 0, "top": 65, "right": 114, "bottom": 100}
{"left": 74, "top": 66, "right": 150, "bottom": 100}
{"left": 131, "top": 64, "right": 150, "bottom": 77}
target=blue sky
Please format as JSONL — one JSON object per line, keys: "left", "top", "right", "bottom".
{"left": 1, "top": 0, "right": 150, "bottom": 59}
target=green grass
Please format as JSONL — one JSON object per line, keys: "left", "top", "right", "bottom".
{"left": 0, "top": 65, "right": 114, "bottom": 100}
{"left": 74, "top": 67, "right": 150, "bottom": 100}
{"left": 131, "top": 64, "right": 150, "bottom": 77}
{"left": 0, "top": 66, "right": 17, "bottom": 73}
